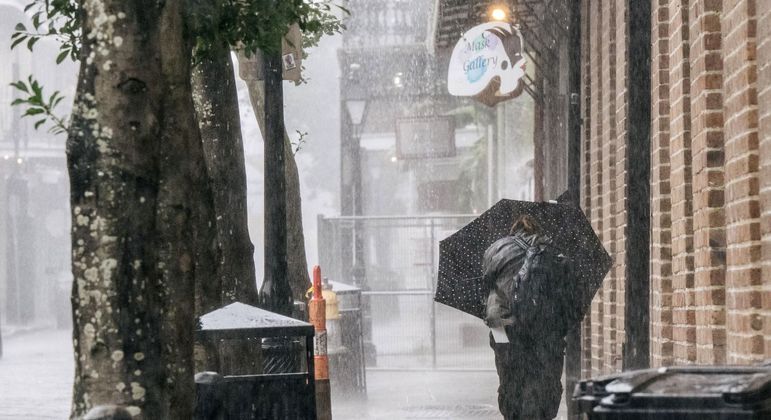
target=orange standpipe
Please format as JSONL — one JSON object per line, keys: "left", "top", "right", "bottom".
{"left": 310, "top": 265, "right": 332, "bottom": 419}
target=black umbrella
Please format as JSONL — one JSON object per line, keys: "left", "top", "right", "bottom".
{"left": 434, "top": 199, "right": 612, "bottom": 320}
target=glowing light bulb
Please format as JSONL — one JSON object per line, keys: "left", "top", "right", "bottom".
{"left": 393, "top": 72, "right": 404, "bottom": 87}
{"left": 491, "top": 8, "right": 507, "bottom": 21}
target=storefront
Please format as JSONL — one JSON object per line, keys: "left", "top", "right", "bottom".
{"left": 433, "top": 0, "right": 771, "bottom": 384}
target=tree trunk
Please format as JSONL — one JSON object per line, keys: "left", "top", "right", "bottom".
{"left": 237, "top": 54, "right": 311, "bottom": 302}
{"left": 190, "top": 41, "right": 262, "bottom": 375}
{"left": 68, "top": 1, "right": 201, "bottom": 417}
{"left": 191, "top": 42, "right": 259, "bottom": 313}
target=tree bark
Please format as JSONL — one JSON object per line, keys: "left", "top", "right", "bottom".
{"left": 237, "top": 53, "right": 311, "bottom": 302}
{"left": 191, "top": 42, "right": 259, "bottom": 313}
{"left": 190, "top": 42, "right": 262, "bottom": 375}
{"left": 68, "top": 1, "right": 201, "bottom": 417}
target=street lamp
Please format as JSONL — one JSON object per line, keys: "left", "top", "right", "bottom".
{"left": 345, "top": 92, "right": 368, "bottom": 138}
{"left": 343, "top": 82, "right": 377, "bottom": 364}
{"left": 343, "top": 82, "right": 368, "bottom": 287}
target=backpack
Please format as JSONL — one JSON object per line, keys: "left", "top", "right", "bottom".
{"left": 509, "top": 237, "right": 574, "bottom": 336}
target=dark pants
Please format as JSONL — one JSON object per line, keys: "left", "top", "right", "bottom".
{"left": 490, "top": 329, "right": 565, "bottom": 420}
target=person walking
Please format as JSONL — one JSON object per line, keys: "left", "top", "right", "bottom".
{"left": 482, "top": 214, "right": 575, "bottom": 420}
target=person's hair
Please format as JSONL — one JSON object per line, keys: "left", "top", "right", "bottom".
{"left": 510, "top": 214, "right": 540, "bottom": 235}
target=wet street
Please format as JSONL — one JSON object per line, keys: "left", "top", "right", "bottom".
{"left": 0, "top": 328, "right": 573, "bottom": 419}
{"left": 0, "top": 328, "right": 502, "bottom": 419}
{"left": 0, "top": 0, "right": 768, "bottom": 417}
{"left": 332, "top": 370, "right": 501, "bottom": 419}
{"left": 0, "top": 329, "right": 73, "bottom": 419}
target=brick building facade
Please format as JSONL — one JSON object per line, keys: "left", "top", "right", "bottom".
{"left": 580, "top": 0, "right": 770, "bottom": 376}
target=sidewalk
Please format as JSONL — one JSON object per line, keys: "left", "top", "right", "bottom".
{"left": 332, "top": 370, "right": 568, "bottom": 420}
{"left": 0, "top": 329, "right": 567, "bottom": 419}
{"left": 0, "top": 328, "right": 73, "bottom": 419}
{"left": 332, "top": 370, "right": 502, "bottom": 419}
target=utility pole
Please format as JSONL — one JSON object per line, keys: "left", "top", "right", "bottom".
{"left": 259, "top": 48, "right": 292, "bottom": 317}
{"left": 259, "top": 39, "right": 297, "bottom": 377}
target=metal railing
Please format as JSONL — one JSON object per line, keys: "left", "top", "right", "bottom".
{"left": 318, "top": 214, "right": 495, "bottom": 371}
{"left": 343, "top": 0, "right": 434, "bottom": 48}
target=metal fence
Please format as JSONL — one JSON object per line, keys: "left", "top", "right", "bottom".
{"left": 317, "top": 215, "right": 494, "bottom": 371}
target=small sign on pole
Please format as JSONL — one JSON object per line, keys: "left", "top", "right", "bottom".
{"left": 447, "top": 22, "right": 527, "bottom": 106}
{"left": 281, "top": 24, "right": 302, "bottom": 82}
{"left": 237, "top": 24, "right": 303, "bottom": 83}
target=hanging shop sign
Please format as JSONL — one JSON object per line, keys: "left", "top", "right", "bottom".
{"left": 447, "top": 22, "right": 527, "bottom": 106}
{"left": 395, "top": 116, "right": 456, "bottom": 159}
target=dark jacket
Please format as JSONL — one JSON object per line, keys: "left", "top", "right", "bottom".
{"left": 485, "top": 230, "right": 566, "bottom": 420}
{"left": 482, "top": 229, "right": 551, "bottom": 328}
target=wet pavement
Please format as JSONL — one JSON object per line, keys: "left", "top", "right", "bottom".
{"left": 0, "top": 328, "right": 73, "bottom": 419}
{"left": 0, "top": 328, "right": 567, "bottom": 419}
{"left": 331, "top": 369, "right": 501, "bottom": 419}
{"left": 332, "top": 369, "right": 568, "bottom": 419}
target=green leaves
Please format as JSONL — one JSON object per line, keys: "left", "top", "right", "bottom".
{"left": 56, "top": 48, "right": 69, "bottom": 64}
{"left": 11, "top": 0, "right": 79, "bottom": 61}
{"left": 7, "top": 1, "right": 76, "bottom": 136}
{"left": 11, "top": 28, "right": 28, "bottom": 50}
{"left": 193, "top": 0, "right": 348, "bottom": 60}
{"left": 27, "top": 37, "right": 40, "bottom": 50}
{"left": 10, "top": 75, "right": 69, "bottom": 135}
{"left": 8, "top": 0, "right": 346, "bottom": 140}
{"left": 15, "top": 0, "right": 344, "bottom": 64}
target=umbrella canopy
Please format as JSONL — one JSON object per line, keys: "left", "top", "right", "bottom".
{"left": 434, "top": 199, "right": 612, "bottom": 320}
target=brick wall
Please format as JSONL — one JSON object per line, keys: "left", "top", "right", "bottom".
{"left": 601, "top": 0, "right": 619, "bottom": 373}
{"left": 588, "top": 0, "right": 605, "bottom": 376}
{"left": 689, "top": 0, "right": 727, "bottom": 365}
{"left": 668, "top": 0, "right": 698, "bottom": 365}
{"left": 758, "top": 0, "right": 771, "bottom": 360}
{"left": 580, "top": 0, "right": 594, "bottom": 376}
{"left": 613, "top": 0, "right": 628, "bottom": 371}
{"left": 650, "top": 0, "right": 675, "bottom": 367}
{"left": 579, "top": 0, "right": 630, "bottom": 376}
{"left": 579, "top": 0, "right": 769, "bottom": 373}
{"left": 721, "top": 0, "right": 765, "bottom": 363}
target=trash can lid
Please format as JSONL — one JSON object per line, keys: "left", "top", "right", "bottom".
{"left": 329, "top": 281, "right": 361, "bottom": 294}
{"left": 604, "top": 366, "right": 771, "bottom": 403}
{"left": 196, "top": 302, "right": 314, "bottom": 339}
{"left": 574, "top": 368, "right": 657, "bottom": 397}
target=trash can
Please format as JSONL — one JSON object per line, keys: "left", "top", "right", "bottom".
{"left": 576, "top": 365, "right": 771, "bottom": 420}
{"left": 573, "top": 369, "right": 643, "bottom": 417}
{"left": 194, "top": 302, "right": 317, "bottom": 419}
{"left": 327, "top": 280, "right": 367, "bottom": 396}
